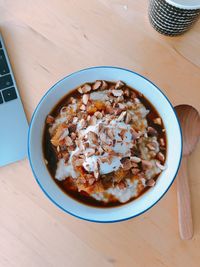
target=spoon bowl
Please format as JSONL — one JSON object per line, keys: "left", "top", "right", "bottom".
{"left": 176, "top": 104, "right": 200, "bottom": 156}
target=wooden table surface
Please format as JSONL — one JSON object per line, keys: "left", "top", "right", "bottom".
{"left": 0, "top": 1, "right": 200, "bottom": 266}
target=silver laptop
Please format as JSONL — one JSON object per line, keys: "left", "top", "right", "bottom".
{"left": 0, "top": 34, "right": 28, "bottom": 167}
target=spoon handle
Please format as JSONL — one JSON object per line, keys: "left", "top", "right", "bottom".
{"left": 177, "top": 157, "right": 193, "bottom": 240}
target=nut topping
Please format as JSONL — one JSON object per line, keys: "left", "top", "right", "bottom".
{"left": 80, "top": 104, "right": 86, "bottom": 111}
{"left": 70, "top": 97, "right": 76, "bottom": 104}
{"left": 87, "top": 131, "right": 98, "bottom": 145}
{"left": 64, "top": 136, "right": 73, "bottom": 146}
{"left": 156, "top": 161, "right": 166, "bottom": 170}
{"left": 130, "top": 128, "right": 140, "bottom": 139}
{"left": 101, "top": 80, "right": 108, "bottom": 90}
{"left": 94, "top": 111, "right": 103, "bottom": 119}
{"left": 79, "top": 119, "right": 87, "bottom": 129}
{"left": 118, "top": 181, "right": 126, "bottom": 189}
{"left": 86, "top": 148, "right": 96, "bottom": 157}
{"left": 117, "top": 111, "right": 127, "bottom": 122}
{"left": 71, "top": 132, "right": 77, "bottom": 140}
{"left": 92, "top": 80, "right": 102, "bottom": 90}
{"left": 82, "top": 84, "right": 92, "bottom": 93}
{"left": 131, "top": 168, "right": 140, "bottom": 175}
{"left": 142, "top": 160, "right": 153, "bottom": 170}
{"left": 119, "top": 129, "right": 126, "bottom": 139}
{"left": 73, "top": 117, "right": 78, "bottom": 124}
{"left": 111, "top": 89, "right": 123, "bottom": 97}
{"left": 159, "top": 138, "right": 165, "bottom": 147}
{"left": 75, "top": 158, "right": 84, "bottom": 166}
{"left": 115, "top": 96, "right": 124, "bottom": 103}
{"left": 125, "top": 112, "right": 132, "bottom": 124}
{"left": 89, "top": 115, "right": 97, "bottom": 126}
{"left": 46, "top": 115, "right": 55, "bottom": 124}
{"left": 88, "top": 176, "right": 96, "bottom": 185}
{"left": 153, "top": 117, "right": 162, "bottom": 125}
{"left": 131, "top": 91, "right": 137, "bottom": 99}
{"left": 157, "top": 152, "right": 165, "bottom": 162}
{"left": 82, "top": 94, "right": 90, "bottom": 105}
{"left": 130, "top": 156, "right": 141, "bottom": 163}
{"left": 147, "top": 126, "right": 158, "bottom": 136}
{"left": 77, "top": 87, "right": 83, "bottom": 94}
{"left": 115, "top": 80, "right": 125, "bottom": 89}
{"left": 124, "top": 88, "right": 130, "bottom": 97}
{"left": 93, "top": 160, "right": 100, "bottom": 179}
{"left": 146, "top": 179, "right": 155, "bottom": 187}
{"left": 107, "top": 128, "right": 114, "bottom": 139}
{"left": 87, "top": 115, "right": 91, "bottom": 121}
{"left": 118, "top": 103, "right": 126, "bottom": 109}
{"left": 121, "top": 158, "right": 132, "bottom": 170}
{"left": 147, "top": 143, "right": 156, "bottom": 151}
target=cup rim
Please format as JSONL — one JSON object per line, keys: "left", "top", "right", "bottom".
{"left": 28, "top": 66, "right": 183, "bottom": 223}
{"left": 165, "top": 0, "right": 200, "bottom": 10}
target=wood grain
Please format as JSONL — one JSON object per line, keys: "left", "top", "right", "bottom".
{"left": 0, "top": 0, "right": 200, "bottom": 266}
{"left": 177, "top": 157, "right": 193, "bottom": 240}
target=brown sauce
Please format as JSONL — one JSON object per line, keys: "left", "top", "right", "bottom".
{"left": 43, "top": 82, "right": 167, "bottom": 208}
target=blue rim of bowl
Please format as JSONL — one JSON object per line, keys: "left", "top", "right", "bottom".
{"left": 28, "top": 66, "right": 183, "bottom": 223}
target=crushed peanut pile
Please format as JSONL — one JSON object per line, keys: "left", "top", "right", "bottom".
{"left": 44, "top": 80, "right": 167, "bottom": 206}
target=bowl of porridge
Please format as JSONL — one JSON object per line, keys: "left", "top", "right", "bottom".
{"left": 28, "top": 66, "right": 182, "bottom": 222}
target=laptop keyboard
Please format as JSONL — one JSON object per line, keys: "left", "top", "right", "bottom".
{"left": 0, "top": 49, "right": 9, "bottom": 75}
{"left": 0, "top": 40, "right": 17, "bottom": 104}
{"left": 0, "top": 92, "right": 3, "bottom": 104}
{"left": 0, "top": 74, "right": 14, "bottom": 89}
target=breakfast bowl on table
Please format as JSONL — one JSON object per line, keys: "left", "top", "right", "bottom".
{"left": 28, "top": 66, "right": 182, "bottom": 223}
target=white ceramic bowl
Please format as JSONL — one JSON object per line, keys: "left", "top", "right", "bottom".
{"left": 28, "top": 66, "right": 182, "bottom": 223}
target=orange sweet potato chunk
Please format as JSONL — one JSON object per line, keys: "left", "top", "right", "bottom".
{"left": 114, "top": 168, "right": 129, "bottom": 183}
{"left": 94, "top": 100, "right": 105, "bottom": 110}
{"left": 87, "top": 105, "right": 97, "bottom": 115}
{"left": 51, "top": 123, "right": 67, "bottom": 147}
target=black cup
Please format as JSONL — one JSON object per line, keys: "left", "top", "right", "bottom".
{"left": 148, "top": 0, "right": 200, "bottom": 36}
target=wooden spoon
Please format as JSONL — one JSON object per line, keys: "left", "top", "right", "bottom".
{"left": 175, "top": 105, "right": 200, "bottom": 240}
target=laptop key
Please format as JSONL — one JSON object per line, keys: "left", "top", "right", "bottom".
{"left": 2, "top": 87, "right": 17, "bottom": 102}
{"left": 0, "top": 74, "right": 13, "bottom": 90}
{"left": 0, "top": 50, "right": 10, "bottom": 75}
{"left": 0, "top": 92, "right": 3, "bottom": 104}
